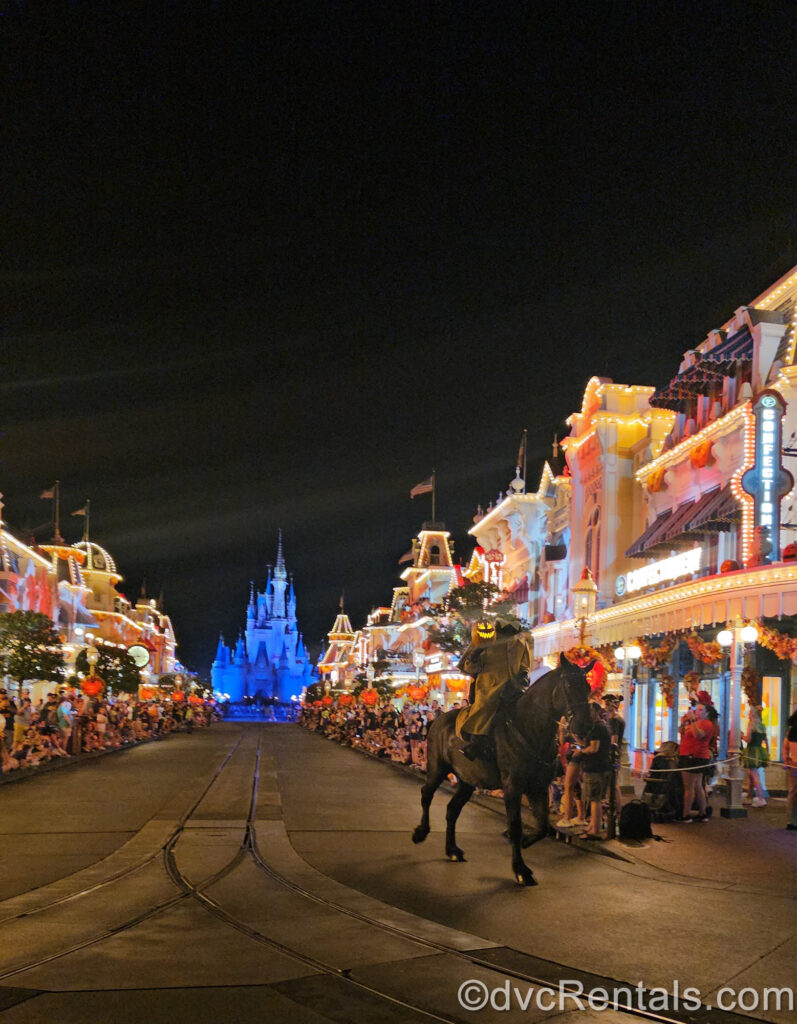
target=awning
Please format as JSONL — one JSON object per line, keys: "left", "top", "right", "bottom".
{"left": 657, "top": 498, "right": 698, "bottom": 547}
{"left": 626, "top": 489, "right": 741, "bottom": 560}
{"left": 505, "top": 577, "right": 530, "bottom": 603}
{"left": 625, "top": 510, "right": 672, "bottom": 558}
{"left": 682, "top": 486, "right": 740, "bottom": 534}
{"left": 650, "top": 364, "right": 725, "bottom": 410}
{"left": 697, "top": 326, "right": 753, "bottom": 372}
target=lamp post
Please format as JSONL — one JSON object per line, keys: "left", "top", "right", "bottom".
{"left": 412, "top": 649, "right": 425, "bottom": 684}
{"left": 716, "top": 621, "right": 758, "bottom": 818}
{"left": 573, "top": 567, "right": 598, "bottom": 646}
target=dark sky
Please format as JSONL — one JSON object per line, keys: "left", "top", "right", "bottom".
{"left": 3, "top": 3, "right": 795, "bottom": 674}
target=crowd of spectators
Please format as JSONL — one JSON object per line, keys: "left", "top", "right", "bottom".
{"left": 299, "top": 698, "right": 468, "bottom": 770}
{"left": 0, "top": 687, "right": 215, "bottom": 775}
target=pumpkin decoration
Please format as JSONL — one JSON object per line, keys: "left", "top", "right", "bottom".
{"left": 720, "top": 559, "right": 740, "bottom": 573}
{"left": 647, "top": 467, "right": 666, "bottom": 493}
{"left": 689, "top": 440, "right": 714, "bottom": 469}
{"left": 444, "top": 674, "right": 469, "bottom": 693}
{"left": 82, "top": 675, "right": 104, "bottom": 698}
{"left": 472, "top": 619, "right": 497, "bottom": 645}
{"left": 407, "top": 684, "right": 427, "bottom": 702}
{"left": 321, "top": 695, "right": 333, "bottom": 706}
{"left": 172, "top": 689, "right": 185, "bottom": 702}
{"left": 360, "top": 688, "right": 378, "bottom": 706}
{"left": 338, "top": 692, "right": 353, "bottom": 706}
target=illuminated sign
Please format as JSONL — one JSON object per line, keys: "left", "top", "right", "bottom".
{"left": 741, "top": 390, "right": 793, "bottom": 563}
{"left": 472, "top": 546, "right": 505, "bottom": 589}
{"left": 622, "top": 548, "right": 703, "bottom": 594}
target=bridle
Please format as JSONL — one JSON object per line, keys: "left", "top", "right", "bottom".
{"left": 552, "top": 665, "right": 591, "bottom": 729}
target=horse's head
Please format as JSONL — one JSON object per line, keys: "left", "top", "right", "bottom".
{"left": 551, "top": 653, "right": 593, "bottom": 736}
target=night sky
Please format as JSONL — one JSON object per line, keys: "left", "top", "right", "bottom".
{"left": 4, "top": 3, "right": 795, "bottom": 674}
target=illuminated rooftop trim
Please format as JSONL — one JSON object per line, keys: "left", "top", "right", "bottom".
{"left": 634, "top": 402, "right": 748, "bottom": 481}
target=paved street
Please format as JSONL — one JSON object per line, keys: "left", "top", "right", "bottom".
{"left": 0, "top": 724, "right": 793, "bottom": 1024}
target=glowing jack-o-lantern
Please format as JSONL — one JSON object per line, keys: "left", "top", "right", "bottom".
{"left": 472, "top": 620, "right": 497, "bottom": 645}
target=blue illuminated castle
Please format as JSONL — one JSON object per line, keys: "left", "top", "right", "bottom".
{"left": 211, "top": 532, "right": 314, "bottom": 702}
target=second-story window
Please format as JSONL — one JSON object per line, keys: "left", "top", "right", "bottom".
{"left": 585, "top": 503, "right": 601, "bottom": 582}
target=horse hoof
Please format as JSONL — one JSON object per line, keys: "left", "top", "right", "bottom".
{"left": 447, "top": 849, "right": 466, "bottom": 862}
{"left": 514, "top": 871, "right": 537, "bottom": 887}
{"left": 412, "top": 828, "right": 429, "bottom": 845}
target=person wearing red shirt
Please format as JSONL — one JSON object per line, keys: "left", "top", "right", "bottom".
{"left": 679, "top": 703, "right": 713, "bottom": 821}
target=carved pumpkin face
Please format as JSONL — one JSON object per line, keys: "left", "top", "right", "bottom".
{"left": 472, "top": 619, "right": 497, "bottom": 645}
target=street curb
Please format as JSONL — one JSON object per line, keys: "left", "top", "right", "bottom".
{"left": 0, "top": 736, "right": 165, "bottom": 786}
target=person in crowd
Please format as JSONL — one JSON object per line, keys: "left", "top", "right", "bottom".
{"left": 742, "top": 702, "right": 768, "bottom": 807}
{"left": 56, "top": 692, "right": 74, "bottom": 754}
{"left": 679, "top": 702, "right": 713, "bottom": 821}
{"left": 602, "top": 693, "right": 625, "bottom": 812}
{"left": 783, "top": 709, "right": 797, "bottom": 831}
{"left": 570, "top": 701, "right": 612, "bottom": 839}
{"left": 555, "top": 716, "right": 587, "bottom": 828}
{"left": 13, "top": 698, "right": 32, "bottom": 747}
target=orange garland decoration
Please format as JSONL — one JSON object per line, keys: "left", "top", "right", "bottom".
{"left": 638, "top": 635, "right": 678, "bottom": 669}
{"left": 685, "top": 633, "right": 724, "bottom": 666}
{"left": 659, "top": 674, "right": 676, "bottom": 709}
{"left": 757, "top": 623, "right": 797, "bottom": 663}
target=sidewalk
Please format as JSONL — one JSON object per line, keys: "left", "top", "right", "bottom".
{"left": 601, "top": 797, "right": 797, "bottom": 896}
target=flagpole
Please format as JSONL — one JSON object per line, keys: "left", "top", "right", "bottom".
{"left": 432, "top": 469, "right": 436, "bottom": 524}
{"left": 522, "top": 429, "right": 528, "bottom": 495}
{"left": 54, "top": 480, "right": 61, "bottom": 542}
{"left": 84, "top": 499, "right": 90, "bottom": 543}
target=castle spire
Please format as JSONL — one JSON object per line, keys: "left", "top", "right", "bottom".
{"left": 274, "top": 528, "right": 287, "bottom": 580}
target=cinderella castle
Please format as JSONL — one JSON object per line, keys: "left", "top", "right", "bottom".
{"left": 211, "top": 532, "right": 315, "bottom": 702}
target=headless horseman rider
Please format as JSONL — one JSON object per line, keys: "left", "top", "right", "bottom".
{"left": 456, "top": 619, "right": 532, "bottom": 761}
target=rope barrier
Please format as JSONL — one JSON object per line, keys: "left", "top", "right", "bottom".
{"left": 643, "top": 754, "right": 795, "bottom": 774}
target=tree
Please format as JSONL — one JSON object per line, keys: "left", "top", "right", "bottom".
{"left": 75, "top": 645, "right": 141, "bottom": 692}
{"left": 0, "top": 610, "right": 65, "bottom": 687}
{"left": 426, "top": 582, "right": 530, "bottom": 657}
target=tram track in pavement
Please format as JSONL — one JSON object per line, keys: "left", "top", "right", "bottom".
{"left": 0, "top": 728, "right": 462, "bottom": 1024}
{"left": 0, "top": 724, "right": 772, "bottom": 1024}
{"left": 0, "top": 730, "right": 246, "bottom": 928}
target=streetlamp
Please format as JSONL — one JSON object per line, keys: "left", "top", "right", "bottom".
{"left": 614, "top": 644, "right": 642, "bottom": 722}
{"left": 716, "top": 621, "right": 758, "bottom": 818}
{"left": 573, "top": 567, "right": 598, "bottom": 646}
{"left": 412, "top": 648, "right": 426, "bottom": 684}
{"left": 366, "top": 663, "right": 375, "bottom": 688}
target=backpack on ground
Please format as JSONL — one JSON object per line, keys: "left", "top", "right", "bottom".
{"left": 619, "top": 799, "right": 654, "bottom": 841}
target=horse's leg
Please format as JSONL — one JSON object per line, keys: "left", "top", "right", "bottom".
{"left": 504, "top": 780, "right": 537, "bottom": 886}
{"left": 412, "top": 765, "right": 447, "bottom": 844}
{"left": 521, "top": 788, "right": 550, "bottom": 848}
{"left": 445, "top": 781, "right": 475, "bottom": 861}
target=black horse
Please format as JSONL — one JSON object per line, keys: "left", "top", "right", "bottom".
{"left": 411, "top": 653, "right": 594, "bottom": 886}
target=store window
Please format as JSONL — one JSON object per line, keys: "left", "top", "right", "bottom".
{"left": 634, "top": 681, "right": 650, "bottom": 750}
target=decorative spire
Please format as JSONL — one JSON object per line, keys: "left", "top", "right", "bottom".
{"left": 274, "top": 528, "right": 287, "bottom": 580}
